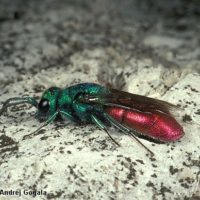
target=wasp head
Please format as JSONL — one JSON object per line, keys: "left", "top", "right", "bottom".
{"left": 36, "top": 87, "right": 61, "bottom": 121}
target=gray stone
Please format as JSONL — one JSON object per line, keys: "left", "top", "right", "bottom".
{"left": 0, "top": 1, "right": 199, "bottom": 199}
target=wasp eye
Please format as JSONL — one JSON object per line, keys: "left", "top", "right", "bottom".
{"left": 38, "top": 99, "right": 50, "bottom": 112}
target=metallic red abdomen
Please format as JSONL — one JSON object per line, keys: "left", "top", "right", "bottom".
{"left": 105, "top": 107, "right": 184, "bottom": 142}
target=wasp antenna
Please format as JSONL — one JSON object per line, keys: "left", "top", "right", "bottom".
{"left": 0, "top": 97, "right": 38, "bottom": 116}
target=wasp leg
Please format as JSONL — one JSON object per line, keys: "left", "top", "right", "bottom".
{"left": 59, "top": 110, "right": 81, "bottom": 123}
{"left": 22, "top": 111, "right": 59, "bottom": 140}
{"left": 103, "top": 112, "right": 154, "bottom": 156}
{"left": 91, "top": 115, "right": 120, "bottom": 147}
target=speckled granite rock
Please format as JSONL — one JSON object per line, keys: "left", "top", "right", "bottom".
{"left": 0, "top": 1, "right": 200, "bottom": 200}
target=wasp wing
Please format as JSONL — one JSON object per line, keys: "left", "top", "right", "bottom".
{"left": 79, "top": 88, "right": 178, "bottom": 115}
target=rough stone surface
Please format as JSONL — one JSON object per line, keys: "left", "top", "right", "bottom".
{"left": 0, "top": 1, "right": 200, "bottom": 200}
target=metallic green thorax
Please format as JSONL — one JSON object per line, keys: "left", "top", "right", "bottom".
{"left": 36, "top": 83, "right": 108, "bottom": 123}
